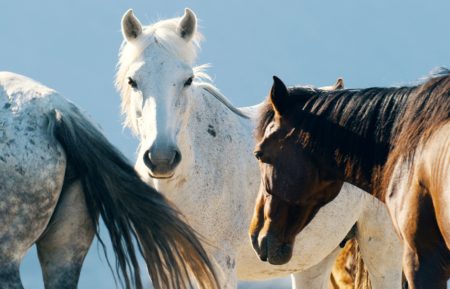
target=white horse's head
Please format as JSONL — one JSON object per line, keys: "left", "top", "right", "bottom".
{"left": 116, "top": 9, "right": 202, "bottom": 179}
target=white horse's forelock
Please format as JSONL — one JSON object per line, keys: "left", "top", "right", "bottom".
{"left": 115, "top": 16, "right": 203, "bottom": 132}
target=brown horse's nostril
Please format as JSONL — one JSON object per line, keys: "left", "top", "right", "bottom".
{"left": 254, "top": 150, "right": 263, "bottom": 160}
{"left": 250, "top": 234, "right": 260, "bottom": 255}
{"left": 258, "top": 235, "right": 268, "bottom": 262}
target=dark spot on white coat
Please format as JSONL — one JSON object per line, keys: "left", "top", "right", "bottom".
{"left": 207, "top": 125, "right": 216, "bottom": 137}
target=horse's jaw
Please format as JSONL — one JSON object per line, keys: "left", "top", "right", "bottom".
{"left": 134, "top": 159, "right": 155, "bottom": 186}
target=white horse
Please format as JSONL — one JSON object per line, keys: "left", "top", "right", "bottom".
{"left": 0, "top": 72, "right": 218, "bottom": 289}
{"left": 116, "top": 9, "right": 403, "bottom": 289}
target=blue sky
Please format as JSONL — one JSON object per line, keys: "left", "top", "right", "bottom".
{"left": 1, "top": 1, "right": 449, "bottom": 288}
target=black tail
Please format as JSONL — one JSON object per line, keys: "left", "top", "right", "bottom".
{"left": 48, "top": 105, "right": 218, "bottom": 289}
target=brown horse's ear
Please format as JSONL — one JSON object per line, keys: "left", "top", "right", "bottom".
{"left": 334, "top": 78, "right": 344, "bottom": 89}
{"left": 270, "top": 76, "right": 289, "bottom": 116}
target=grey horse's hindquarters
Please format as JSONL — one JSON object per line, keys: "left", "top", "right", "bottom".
{"left": 48, "top": 106, "right": 219, "bottom": 289}
{"left": 0, "top": 97, "right": 66, "bottom": 289}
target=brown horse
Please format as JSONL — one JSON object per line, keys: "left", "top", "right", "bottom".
{"left": 249, "top": 78, "right": 403, "bottom": 289}
{"left": 251, "top": 70, "right": 450, "bottom": 289}
{"left": 252, "top": 78, "right": 371, "bottom": 289}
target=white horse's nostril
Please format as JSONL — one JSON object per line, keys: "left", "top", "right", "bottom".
{"left": 142, "top": 149, "right": 156, "bottom": 171}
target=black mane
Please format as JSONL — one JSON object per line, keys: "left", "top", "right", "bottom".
{"left": 257, "top": 69, "right": 450, "bottom": 191}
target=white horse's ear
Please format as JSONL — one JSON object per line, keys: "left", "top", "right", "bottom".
{"left": 177, "top": 8, "right": 197, "bottom": 41}
{"left": 320, "top": 77, "right": 345, "bottom": 91}
{"left": 121, "top": 9, "right": 143, "bottom": 42}
{"left": 333, "top": 78, "right": 344, "bottom": 89}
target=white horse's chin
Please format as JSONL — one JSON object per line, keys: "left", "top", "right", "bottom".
{"left": 149, "top": 172, "right": 175, "bottom": 179}
{"left": 145, "top": 164, "right": 177, "bottom": 179}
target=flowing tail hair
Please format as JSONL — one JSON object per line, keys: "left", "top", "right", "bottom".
{"left": 47, "top": 105, "right": 219, "bottom": 289}
{"left": 329, "top": 238, "right": 371, "bottom": 289}
{"left": 352, "top": 240, "right": 371, "bottom": 289}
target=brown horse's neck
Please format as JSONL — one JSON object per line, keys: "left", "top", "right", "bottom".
{"left": 301, "top": 72, "right": 450, "bottom": 196}
{"left": 293, "top": 114, "right": 388, "bottom": 193}
{"left": 290, "top": 86, "right": 413, "bottom": 195}
{"left": 340, "top": 161, "right": 385, "bottom": 194}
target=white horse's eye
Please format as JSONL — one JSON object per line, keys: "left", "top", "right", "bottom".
{"left": 184, "top": 76, "right": 194, "bottom": 87}
{"left": 128, "top": 77, "right": 138, "bottom": 89}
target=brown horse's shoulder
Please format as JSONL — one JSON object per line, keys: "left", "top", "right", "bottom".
{"left": 416, "top": 121, "right": 450, "bottom": 192}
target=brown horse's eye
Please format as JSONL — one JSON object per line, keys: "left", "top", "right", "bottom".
{"left": 254, "top": 150, "right": 264, "bottom": 160}
{"left": 128, "top": 77, "right": 138, "bottom": 89}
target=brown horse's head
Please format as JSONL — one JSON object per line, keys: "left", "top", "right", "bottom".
{"left": 250, "top": 76, "right": 344, "bottom": 264}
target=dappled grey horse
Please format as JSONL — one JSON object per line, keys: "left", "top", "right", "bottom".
{"left": 0, "top": 72, "right": 218, "bottom": 289}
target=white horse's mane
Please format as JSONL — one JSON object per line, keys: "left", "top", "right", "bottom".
{"left": 194, "top": 65, "right": 249, "bottom": 119}
{"left": 116, "top": 15, "right": 249, "bottom": 132}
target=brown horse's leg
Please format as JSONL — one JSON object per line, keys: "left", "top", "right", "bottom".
{"left": 403, "top": 244, "right": 448, "bottom": 289}
{"left": 401, "top": 189, "right": 450, "bottom": 289}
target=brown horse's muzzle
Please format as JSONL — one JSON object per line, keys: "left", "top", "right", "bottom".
{"left": 251, "top": 230, "right": 294, "bottom": 265}
{"left": 249, "top": 205, "right": 295, "bottom": 266}
{"left": 249, "top": 186, "right": 297, "bottom": 265}
{"left": 249, "top": 187, "right": 324, "bottom": 266}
